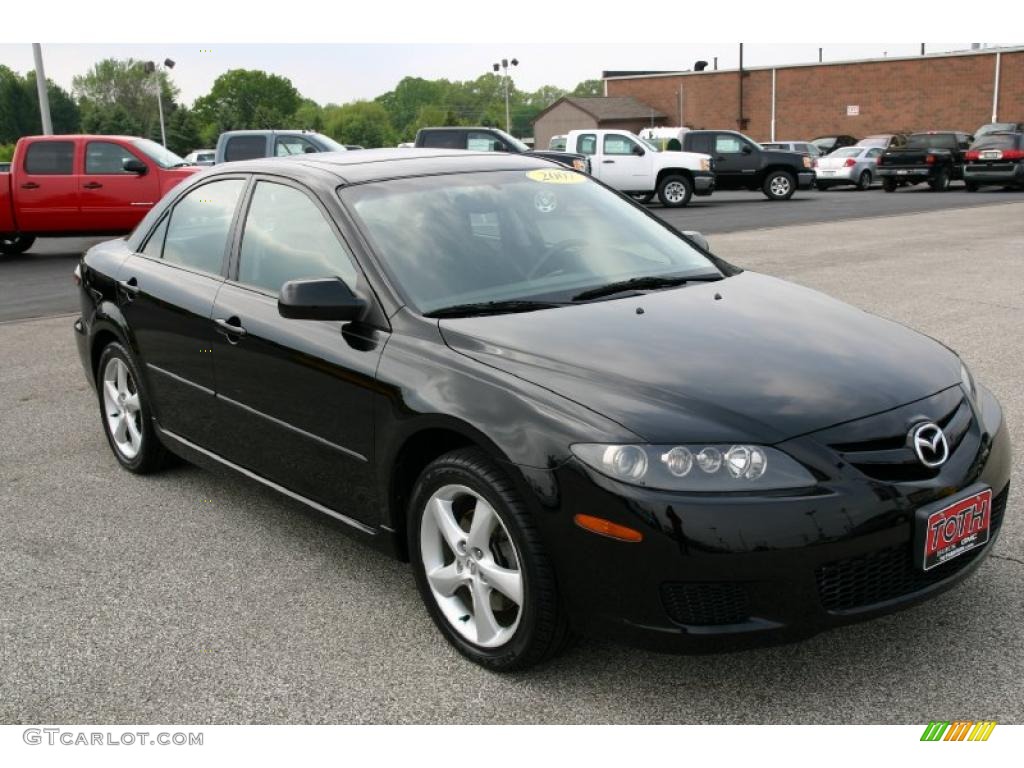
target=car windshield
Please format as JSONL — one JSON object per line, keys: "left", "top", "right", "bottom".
{"left": 489, "top": 128, "right": 530, "bottom": 153}
{"left": 132, "top": 139, "right": 188, "bottom": 168}
{"left": 342, "top": 169, "right": 719, "bottom": 314}
{"left": 971, "top": 133, "right": 1021, "bottom": 150}
{"left": 832, "top": 147, "right": 862, "bottom": 158}
{"left": 976, "top": 123, "right": 1017, "bottom": 137}
{"left": 638, "top": 137, "right": 661, "bottom": 152}
{"left": 906, "top": 134, "right": 955, "bottom": 149}
{"left": 313, "top": 133, "right": 347, "bottom": 152}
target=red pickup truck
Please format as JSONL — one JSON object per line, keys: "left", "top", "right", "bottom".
{"left": 1, "top": 135, "right": 199, "bottom": 255}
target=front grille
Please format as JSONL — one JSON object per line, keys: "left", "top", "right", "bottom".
{"left": 824, "top": 389, "right": 974, "bottom": 483}
{"left": 661, "top": 582, "right": 751, "bottom": 626}
{"left": 816, "top": 486, "right": 1008, "bottom": 613}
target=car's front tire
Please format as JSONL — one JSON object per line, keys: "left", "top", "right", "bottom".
{"left": 0, "top": 234, "right": 36, "bottom": 256}
{"left": 762, "top": 170, "right": 796, "bottom": 200}
{"left": 408, "top": 448, "right": 572, "bottom": 671}
{"left": 95, "top": 341, "right": 172, "bottom": 474}
{"left": 656, "top": 175, "right": 693, "bottom": 208}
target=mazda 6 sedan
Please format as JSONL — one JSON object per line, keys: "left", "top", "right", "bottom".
{"left": 74, "top": 149, "right": 1011, "bottom": 671}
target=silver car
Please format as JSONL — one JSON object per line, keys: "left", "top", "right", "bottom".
{"left": 814, "top": 145, "right": 884, "bottom": 190}
{"left": 762, "top": 141, "right": 822, "bottom": 158}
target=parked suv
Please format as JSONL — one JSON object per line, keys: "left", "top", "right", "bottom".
{"left": 214, "top": 130, "right": 347, "bottom": 164}
{"left": 963, "top": 131, "right": 1024, "bottom": 190}
{"left": 681, "top": 130, "right": 814, "bottom": 200}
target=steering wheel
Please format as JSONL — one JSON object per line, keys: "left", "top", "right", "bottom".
{"left": 526, "top": 238, "right": 587, "bottom": 280}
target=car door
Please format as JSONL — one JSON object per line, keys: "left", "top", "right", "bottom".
{"left": 208, "top": 177, "right": 387, "bottom": 523}
{"left": 117, "top": 176, "right": 247, "bottom": 448}
{"left": 595, "top": 133, "right": 651, "bottom": 191}
{"left": 17, "top": 139, "right": 79, "bottom": 232}
{"left": 80, "top": 140, "right": 161, "bottom": 232}
{"left": 712, "top": 132, "right": 760, "bottom": 188}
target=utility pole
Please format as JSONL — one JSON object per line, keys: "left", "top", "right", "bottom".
{"left": 818, "top": 47, "right": 823, "bottom": 63}
{"left": 143, "top": 58, "right": 176, "bottom": 147}
{"left": 492, "top": 57, "right": 519, "bottom": 134}
{"left": 32, "top": 44, "right": 53, "bottom": 135}
{"left": 737, "top": 43, "right": 745, "bottom": 131}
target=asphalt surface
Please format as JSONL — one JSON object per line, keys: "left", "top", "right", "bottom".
{"left": 1, "top": 202, "right": 1022, "bottom": 724}
{"left": 1, "top": 184, "right": 1020, "bottom": 323}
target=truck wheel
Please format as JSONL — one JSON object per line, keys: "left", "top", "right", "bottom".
{"left": 0, "top": 234, "right": 36, "bottom": 255}
{"left": 882, "top": 177, "right": 897, "bottom": 193}
{"left": 856, "top": 170, "right": 872, "bottom": 191}
{"left": 656, "top": 175, "right": 693, "bottom": 207}
{"left": 630, "top": 192, "right": 655, "bottom": 205}
{"left": 762, "top": 170, "right": 795, "bottom": 200}
{"left": 928, "top": 167, "right": 950, "bottom": 191}
{"left": 964, "top": 181, "right": 979, "bottom": 192}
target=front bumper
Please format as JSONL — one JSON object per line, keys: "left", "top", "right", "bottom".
{"left": 797, "top": 171, "right": 815, "bottom": 190}
{"left": 693, "top": 171, "right": 715, "bottom": 195}
{"left": 532, "top": 386, "right": 1011, "bottom": 652}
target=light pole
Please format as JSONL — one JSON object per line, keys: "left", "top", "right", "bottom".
{"left": 143, "top": 58, "right": 175, "bottom": 147}
{"left": 32, "top": 44, "right": 53, "bottom": 135}
{"left": 492, "top": 57, "right": 518, "bottom": 134}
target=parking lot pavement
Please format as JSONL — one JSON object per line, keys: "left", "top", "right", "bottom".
{"left": 1, "top": 203, "right": 1022, "bottom": 724}
{"left": 0, "top": 237, "right": 106, "bottom": 323}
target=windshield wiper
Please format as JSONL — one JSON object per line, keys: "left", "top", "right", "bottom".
{"left": 572, "top": 273, "right": 723, "bottom": 302}
{"left": 424, "top": 299, "right": 566, "bottom": 319}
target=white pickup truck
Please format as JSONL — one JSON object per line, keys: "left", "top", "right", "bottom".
{"left": 564, "top": 129, "right": 714, "bottom": 207}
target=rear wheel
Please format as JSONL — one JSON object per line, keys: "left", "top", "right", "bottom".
{"left": 656, "top": 175, "right": 693, "bottom": 208}
{"left": 929, "top": 167, "right": 950, "bottom": 191}
{"left": 762, "top": 170, "right": 796, "bottom": 200}
{"left": 408, "top": 448, "right": 572, "bottom": 671}
{"left": 630, "top": 192, "right": 655, "bottom": 205}
{"left": 882, "top": 177, "right": 897, "bottom": 193}
{"left": 0, "top": 234, "right": 36, "bottom": 255}
{"left": 856, "top": 170, "right": 872, "bottom": 191}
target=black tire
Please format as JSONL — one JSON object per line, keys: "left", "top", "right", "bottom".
{"left": 815, "top": 182, "right": 828, "bottom": 191}
{"left": 762, "top": 170, "right": 796, "bottom": 200}
{"left": 656, "top": 174, "right": 693, "bottom": 207}
{"left": 0, "top": 234, "right": 36, "bottom": 255}
{"left": 965, "top": 181, "right": 979, "bottom": 192}
{"left": 882, "top": 177, "right": 897, "bottom": 193}
{"left": 929, "top": 167, "right": 950, "bottom": 191}
{"left": 408, "top": 448, "right": 573, "bottom": 671}
{"left": 95, "top": 341, "right": 173, "bottom": 474}
{"left": 856, "top": 170, "right": 872, "bottom": 191}
{"left": 630, "top": 192, "right": 655, "bottom": 205}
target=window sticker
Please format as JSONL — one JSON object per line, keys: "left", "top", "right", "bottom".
{"left": 526, "top": 168, "right": 585, "bottom": 185}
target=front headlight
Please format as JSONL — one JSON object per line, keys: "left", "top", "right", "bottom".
{"left": 803, "top": 156, "right": 813, "bottom": 169}
{"left": 700, "top": 157, "right": 711, "bottom": 172}
{"left": 571, "top": 443, "right": 817, "bottom": 492}
{"left": 960, "top": 360, "right": 977, "bottom": 401}
{"left": 572, "top": 158, "right": 587, "bottom": 172}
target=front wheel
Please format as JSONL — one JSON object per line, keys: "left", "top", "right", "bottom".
{"left": 882, "top": 177, "right": 897, "bottom": 193}
{"left": 630, "top": 192, "right": 655, "bottom": 205}
{"left": 856, "top": 170, "right": 872, "bottom": 191}
{"left": 408, "top": 448, "right": 572, "bottom": 671}
{"left": 762, "top": 170, "right": 796, "bottom": 200}
{"left": 0, "top": 234, "right": 36, "bottom": 255}
{"left": 656, "top": 175, "right": 693, "bottom": 208}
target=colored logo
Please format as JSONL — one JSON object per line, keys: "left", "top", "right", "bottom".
{"left": 920, "top": 721, "right": 996, "bottom": 741}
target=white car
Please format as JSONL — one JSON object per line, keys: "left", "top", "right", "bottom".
{"left": 182, "top": 149, "right": 216, "bottom": 166}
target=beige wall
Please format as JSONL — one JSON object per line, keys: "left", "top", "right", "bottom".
{"left": 533, "top": 103, "right": 597, "bottom": 149}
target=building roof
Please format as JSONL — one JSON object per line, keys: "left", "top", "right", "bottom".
{"left": 534, "top": 96, "right": 666, "bottom": 124}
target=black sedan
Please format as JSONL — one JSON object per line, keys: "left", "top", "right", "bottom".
{"left": 74, "top": 150, "right": 1011, "bottom": 670}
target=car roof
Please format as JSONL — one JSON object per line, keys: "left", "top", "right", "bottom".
{"left": 203, "top": 148, "right": 558, "bottom": 185}
{"left": 219, "top": 129, "right": 322, "bottom": 136}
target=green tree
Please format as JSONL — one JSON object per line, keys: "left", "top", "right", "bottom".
{"left": 323, "top": 101, "right": 396, "bottom": 148}
{"left": 0, "top": 65, "right": 33, "bottom": 143}
{"left": 165, "top": 105, "right": 202, "bottom": 156}
{"left": 73, "top": 58, "right": 177, "bottom": 140}
{"left": 571, "top": 79, "right": 603, "bottom": 97}
{"left": 292, "top": 98, "right": 324, "bottom": 132}
{"left": 23, "top": 71, "right": 80, "bottom": 135}
{"left": 193, "top": 69, "right": 301, "bottom": 138}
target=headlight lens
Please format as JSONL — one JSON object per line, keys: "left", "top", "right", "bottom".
{"left": 803, "top": 156, "right": 813, "bottom": 168}
{"left": 700, "top": 157, "right": 711, "bottom": 171}
{"left": 572, "top": 158, "right": 587, "bottom": 172}
{"left": 571, "top": 443, "right": 816, "bottom": 491}
{"left": 960, "top": 360, "right": 977, "bottom": 401}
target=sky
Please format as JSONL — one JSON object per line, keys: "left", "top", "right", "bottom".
{"left": 0, "top": 43, "right": 981, "bottom": 106}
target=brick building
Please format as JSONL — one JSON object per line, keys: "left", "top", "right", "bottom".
{"left": 601, "top": 46, "right": 1024, "bottom": 142}
{"left": 532, "top": 96, "right": 666, "bottom": 150}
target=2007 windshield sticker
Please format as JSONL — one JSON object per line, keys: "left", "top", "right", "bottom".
{"left": 526, "top": 169, "right": 585, "bottom": 184}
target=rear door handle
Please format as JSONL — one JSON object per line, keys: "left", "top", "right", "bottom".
{"left": 602, "top": 160, "right": 615, "bottom": 164}
{"left": 214, "top": 317, "right": 247, "bottom": 339}
{"left": 20, "top": 182, "right": 40, "bottom": 190}
{"left": 83, "top": 182, "right": 103, "bottom": 189}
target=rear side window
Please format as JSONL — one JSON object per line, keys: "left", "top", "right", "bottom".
{"left": 85, "top": 142, "right": 139, "bottom": 174}
{"left": 224, "top": 136, "right": 267, "bottom": 162}
{"left": 162, "top": 179, "right": 245, "bottom": 274}
{"left": 576, "top": 134, "right": 597, "bottom": 156}
{"left": 238, "top": 181, "right": 358, "bottom": 295}
{"left": 24, "top": 141, "right": 74, "bottom": 174}
{"left": 688, "top": 135, "right": 713, "bottom": 154}
{"left": 141, "top": 216, "right": 169, "bottom": 258}
{"left": 419, "top": 131, "right": 464, "bottom": 149}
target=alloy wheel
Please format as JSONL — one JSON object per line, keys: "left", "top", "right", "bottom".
{"left": 770, "top": 175, "right": 792, "bottom": 197}
{"left": 663, "top": 181, "right": 687, "bottom": 204}
{"left": 419, "top": 484, "right": 524, "bottom": 648}
{"left": 102, "top": 357, "right": 143, "bottom": 460}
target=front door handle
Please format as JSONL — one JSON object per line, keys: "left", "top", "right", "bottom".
{"left": 117, "top": 277, "right": 139, "bottom": 295}
{"left": 602, "top": 159, "right": 615, "bottom": 164}
{"left": 20, "top": 182, "right": 40, "bottom": 190}
{"left": 214, "top": 317, "right": 247, "bottom": 340}
{"left": 83, "top": 181, "right": 104, "bottom": 189}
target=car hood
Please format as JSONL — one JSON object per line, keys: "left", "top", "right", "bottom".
{"left": 439, "top": 272, "right": 961, "bottom": 444}
{"left": 761, "top": 149, "right": 809, "bottom": 165}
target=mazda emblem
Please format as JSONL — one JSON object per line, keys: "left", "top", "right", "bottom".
{"left": 910, "top": 422, "right": 949, "bottom": 468}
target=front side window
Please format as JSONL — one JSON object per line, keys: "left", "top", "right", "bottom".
{"left": 715, "top": 135, "right": 747, "bottom": 154}
{"left": 238, "top": 182, "right": 358, "bottom": 295}
{"left": 467, "top": 132, "right": 503, "bottom": 152}
{"left": 162, "top": 179, "right": 245, "bottom": 274}
{"left": 24, "top": 141, "right": 74, "bottom": 174}
{"left": 275, "top": 136, "right": 319, "bottom": 156}
{"left": 86, "top": 142, "right": 140, "bottom": 174}
{"left": 576, "top": 134, "right": 597, "bottom": 156}
{"left": 344, "top": 170, "right": 718, "bottom": 314}
{"left": 603, "top": 134, "right": 639, "bottom": 156}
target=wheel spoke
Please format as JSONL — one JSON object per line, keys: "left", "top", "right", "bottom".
{"left": 115, "top": 360, "right": 128, "bottom": 395}
{"left": 426, "top": 562, "right": 464, "bottom": 597}
{"left": 466, "top": 497, "right": 498, "bottom": 552}
{"left": 470, "top": 580, "right": 501, "bottom": 645}
{"left": 430, "top": 496, "right": 465, "bottom": 552}
{"left": 123, "top": 393, "right": 140, "bottom": 414}
{"left": 113, "top": 414, "right": 128, "bottom": 443}
{"left": 477, "top": 560, "right": 523, "bottom": 606}
{"left": 126, "top": 415, "right": 142, "bottom": 447}
{"left": 104, "top": 381, "right": 119, "bottom": 405}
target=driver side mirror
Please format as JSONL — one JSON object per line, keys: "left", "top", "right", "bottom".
{"left": 741, "top": 145, "right": 753, "bottom": 155}
{"left": 278, "top": 277, "right": 367, "bottom": 322}
{"left": 682, "top": 230, "right": 710, "bottom": 252}
{"left": 632, "top": 144, "right": 645, "bottom": 156}
{"left": 123, "top": 158, "right": 148, "bottom": 174}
